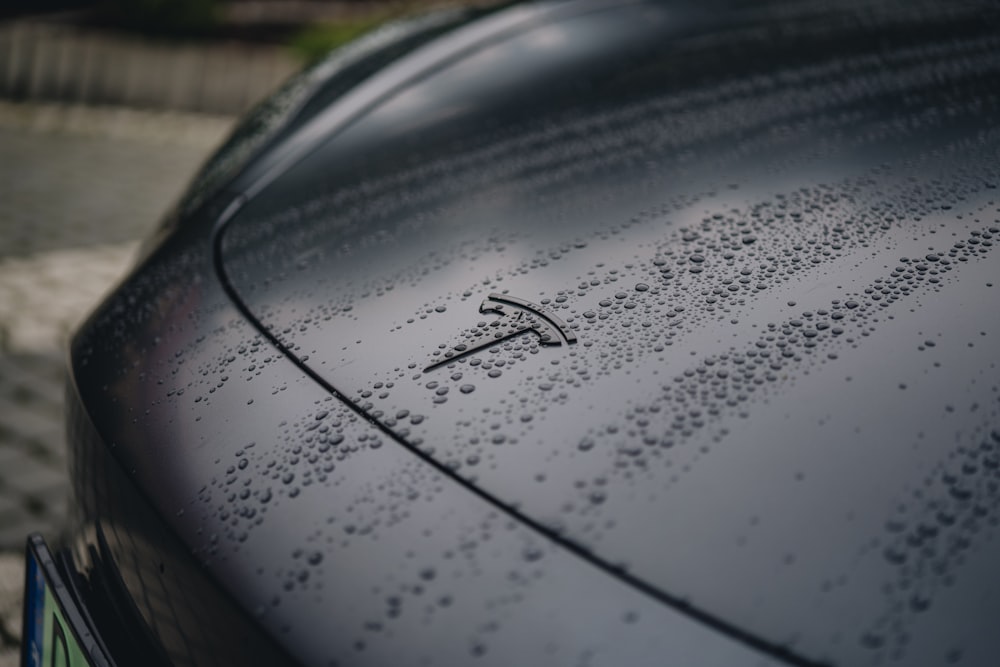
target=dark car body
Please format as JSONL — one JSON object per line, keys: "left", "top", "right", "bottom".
{"left": 30, "top": 0, "right": 1000, "bottom": 665}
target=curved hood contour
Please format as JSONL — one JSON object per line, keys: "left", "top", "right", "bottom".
{"left": 218, "top": 1, "right": 1000, "bottom": 665}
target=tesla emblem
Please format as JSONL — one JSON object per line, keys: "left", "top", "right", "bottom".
{"left": 424, "top": 293, "right": 577, "bottom": 372}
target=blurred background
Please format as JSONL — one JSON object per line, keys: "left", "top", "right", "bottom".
{"left": 0, "top": 1, "right": 479, "bottom": 662}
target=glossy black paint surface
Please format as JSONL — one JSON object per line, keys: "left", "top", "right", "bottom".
{"left": 67, "top": 0, "right": 1000, "bottom": 665}
{"left": 216, "top": 0, "right": 1000, "bottom": 665}
{"left": 68, "top": 198, "right": 783, "bottom": 667}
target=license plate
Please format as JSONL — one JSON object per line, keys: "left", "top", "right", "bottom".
{"left": 22, "top": 534, "right": 112, "bottom": 667}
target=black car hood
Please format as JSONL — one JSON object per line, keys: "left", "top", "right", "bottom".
{"left": 219, "top": 1, "right": 1000, "bottom": 664}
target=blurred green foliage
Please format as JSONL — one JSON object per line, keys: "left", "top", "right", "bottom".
{"left": 288, "top": 14, "right": 393, "bottom": 64}
{"left": 98, "top": 0, "right": 220, "bottom": 37}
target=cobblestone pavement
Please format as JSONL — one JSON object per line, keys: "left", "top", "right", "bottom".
{"left": 0, "top": 102, "right": 234, "bottom": 664}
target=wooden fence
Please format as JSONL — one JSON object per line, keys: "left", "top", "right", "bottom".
{"left": 0, "top": 20, "right": 301, "bottom": 114}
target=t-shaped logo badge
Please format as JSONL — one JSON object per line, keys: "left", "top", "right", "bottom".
{"left": 424, "top": 293, "right": 577, "bottom": 372}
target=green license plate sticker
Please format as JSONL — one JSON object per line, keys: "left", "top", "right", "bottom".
{"left": 23, "top": 537, "right": 102, "bottom": 667}
{"left": 41, "top": 584, "right": 91, "bottom": 667}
